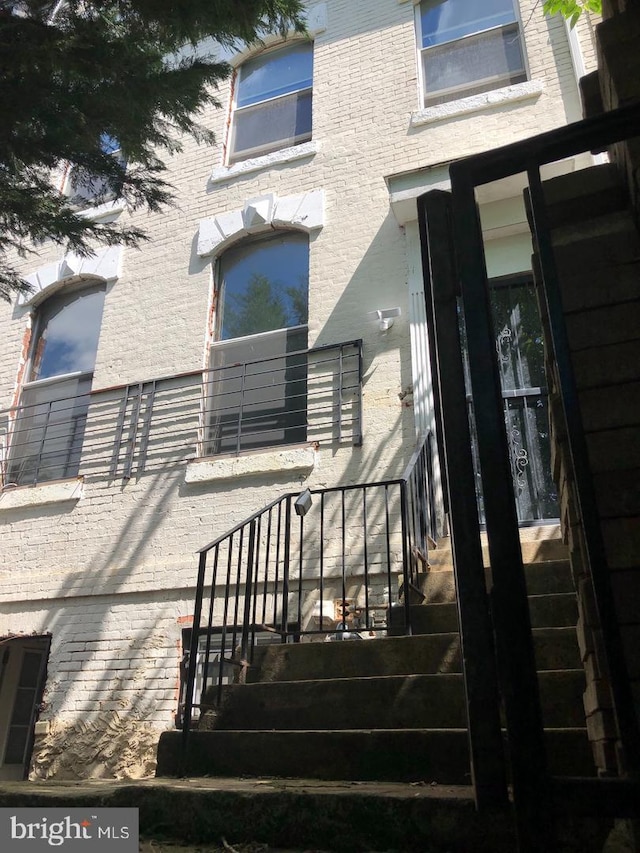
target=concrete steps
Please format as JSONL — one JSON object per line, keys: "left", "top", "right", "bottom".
{"left": 158, "top": 727, "right": 595, "bottom": 784}
{"left": 246, "top": 628, "right": 580, "bottom": 681}
{"left": 205, "top": 669, "right": 585, "bottom": 731}
{"left": 157, "top": 540, "right": 594, "bottom": 785}
{"left": 389, "top": 591, "right": 578, "bottom": 634}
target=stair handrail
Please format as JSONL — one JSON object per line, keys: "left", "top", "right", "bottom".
{"left": 442, "top": 98, "right": 640, "bottom": 844}
{"left": 181, "top": 430, "right": 438, "bottom": 750}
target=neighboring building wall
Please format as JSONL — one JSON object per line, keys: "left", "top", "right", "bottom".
{"left": 544, "top": 1, "right": 640, "bottom": 776}
{"left": 0, "top": 1, "right": 599, "bottom": 778}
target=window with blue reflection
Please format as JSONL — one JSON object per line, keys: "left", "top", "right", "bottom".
{"left": 30, "top": 286, "right": 106, "bottom": 381}
{"left": 7, "top": 284, "right": 106, "bottom": 486}
{"left": 218, "top": 232, "right": 308, "bottom": 340}
{"left": 230, "top": 42, "right": 313, "bottom": 163}
{"left": 421, "top": 0, "right": 517, "bottom": 47}
{"left": 99, "top": 134, "right": 121, "bottom": 155}
{"left": 419, "top": 0, "right": 526, "bottom": 106}
{"left": 206, "top": 233, "right": 309, "bottom": 455}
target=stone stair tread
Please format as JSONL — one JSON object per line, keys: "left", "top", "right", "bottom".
{"left": 158, "top": 727, "right": 595, "bottom": 782}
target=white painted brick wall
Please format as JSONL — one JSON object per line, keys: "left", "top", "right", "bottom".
{"left": 0, "top": 1, "right": 597, "bottom": 778}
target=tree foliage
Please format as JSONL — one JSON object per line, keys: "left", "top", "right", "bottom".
{"left": 543, "top": 0, "right": 601, "bottom": 28}
{"left": 0, "top": 0, "right": 305, "bottom": 300}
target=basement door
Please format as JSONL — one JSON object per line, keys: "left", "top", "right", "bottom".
{"left": 0, "top": 636, "right": 50, "bottom": 780}
{"left": 465, "top": 272, "right": 559, "bottom": 524}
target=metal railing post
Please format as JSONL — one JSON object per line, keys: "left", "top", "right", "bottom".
{"left": 240, "top": 520, "right": 256, "bottom": 665}
{"left": 399, "top": 483, "right": 412, "bottom": 635}
{"left": 418, "top": 190, "right": 508, "bottom": 814}
{"left": 281, "top": 496, "right": 292, "bottom": 639}
{"left": 182, "top": 551, "right": 208, "bottom": 760}
{"left": 448, "top": 174, "right": 552, "bottom": 849}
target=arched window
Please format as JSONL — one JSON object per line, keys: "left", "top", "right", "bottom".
{"left": 229, "top": 41, "right": 313, "bottom": 163}
{"left": 8, "top": 283, "right": 105, "bottom": 485}
{"left": 206, "top": 233, "right": 309, "bottom": 455}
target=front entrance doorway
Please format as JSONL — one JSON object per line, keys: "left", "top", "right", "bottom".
{"left": 0, "top": 636, "right": 50, "bottom": 780}
{"left": 464, "top": 273, "right": 559, "bottom": 524}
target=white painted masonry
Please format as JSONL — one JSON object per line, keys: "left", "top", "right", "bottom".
{"left": 0, "top": 1, "right": 599, "bottom": 779}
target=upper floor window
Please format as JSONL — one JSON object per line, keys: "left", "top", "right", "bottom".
{"left": 7, "top": 284, "right": 105, "bottom": 485}
{"left": 63, "top": 135, "right": 125, "bottom": 209}
{"left": 418, "top": 0, "right": 526, "bottom": 106}
{"left": 229, "top": 42, "right": 313, "bottom": 164}
{"left": 206, "top": 232, "right": 309, "bottom": 455}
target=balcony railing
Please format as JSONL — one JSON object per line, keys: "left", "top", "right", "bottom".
{"left": 0, "top": 339, "right": 363, "bottom": 488}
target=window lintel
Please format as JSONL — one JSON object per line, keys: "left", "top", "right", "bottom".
{"left": 197, "top": 190, "right": 324, "bottom": 259}
{"left": 18, "top": 246, "right": 122, "bottom": 308}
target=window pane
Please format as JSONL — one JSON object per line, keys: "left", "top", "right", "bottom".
{"left": 237, "top": 42, "right": 313, "bottom": 108}
{"left": 18, "top": 652, "right": 43, "bottom": 689}
{"left": 421, "top": 0, "right": 516, "bottom": 48}
{"left": 490, "top": 280, "right": 545, "bottom": 393}
{"left": 100, "top": 134, "right": 120, "bottom": 155}
{"left": 207, "top": 234, "right": 310, "bottom": 455}
{"left": 231, "top": 90, "right": 312, "bottom": 162}
{"left": 208, "top": 327, "right": 308, "bottom": 454}
{"left": 3, "top": 725, "right": 28, "bottom": 765}
{"left": 423, "top": 24, "right": 525, "bottom": 101}
{"left": 219, "top": 233, "right": 309, "bottom": 341}
{"left": 31, "top": 286, "right": 105, "bottom": 381}
{"left": 8, "top": 374, "right": 92, "bottom": 485}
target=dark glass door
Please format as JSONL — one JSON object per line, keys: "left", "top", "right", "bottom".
{"left": 466, "top": 274, "right": 558, "bottom": 524}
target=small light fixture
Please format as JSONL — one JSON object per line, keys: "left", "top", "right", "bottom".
{"left": 294, "top": 488, "right": 313, "bottom": 517}
{"left": 367, "top": 307, "right": 401, "bottom": 332}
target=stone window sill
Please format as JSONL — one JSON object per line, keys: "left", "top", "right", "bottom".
{"left": 410, "top": 80, "right": 544, "bottom": 128}
{"left": 210, "top": 141, "right": 320, "bottom": 184}
{"left": 185, "top": 445, "right": 316, "bottom": 484}
{"left": 0, "top": 477, "right": 83, "bottom": 510}
{"left": 77, "top": 199, "right": 126, "bottom": 220}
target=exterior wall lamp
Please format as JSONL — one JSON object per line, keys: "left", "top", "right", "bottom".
{"left": 367, "top": 307, "right": 401, "bottom": 332}
{"left": 294, "top": 489, "right": 313, "bottom": 517}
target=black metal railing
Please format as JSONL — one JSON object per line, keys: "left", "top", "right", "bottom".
{"left": 179, "top": 432, "right": 437, "bottom": 733}
{"left": 420, "top": 100, "right": 640, "bottom": 844}
{"left": 0, "top": 339, "right": 362, "bottom": 488}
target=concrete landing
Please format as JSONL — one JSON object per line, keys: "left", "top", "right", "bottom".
{"left": 0, "top": 776, "right": 612, "bottom": 852}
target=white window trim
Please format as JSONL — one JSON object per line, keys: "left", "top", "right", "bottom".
{"left": 212, "top": 3, "right": 327, "bottom": 68}
{"left": 204, "top": 4, "right": 327, "bottom": 176}
{"left": 210, "top": 140, "right": 320, "bottom": 184}
{"left": 61, "top": 144, "right": 127, "bottom": 217}
{"left": 186, "top": 445, "right": 316, "bottom": 484}
{"left": 21, "top": 369, "right": 92, "bottom": 393}
{"left": 410, "top": 78, "right": 544, "bottom": 127}
{"left": 0, "top": 477, "right": 83, "bottom": 509}
{"left": 76, "top": 198, "right": 126, "bottom": 220}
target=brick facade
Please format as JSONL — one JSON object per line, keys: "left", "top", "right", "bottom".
{"left": 0, "top": 1, "right": 599, "bottom": 779}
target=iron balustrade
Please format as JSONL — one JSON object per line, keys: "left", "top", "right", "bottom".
{"left": 179, "top": 432, "right": 437, "bottom": 736}
{"left": 419, "top": 100, "right": 640, "bottom": 845}
{"left": 0, "top": 339, "right": 363, "bottom": 488}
